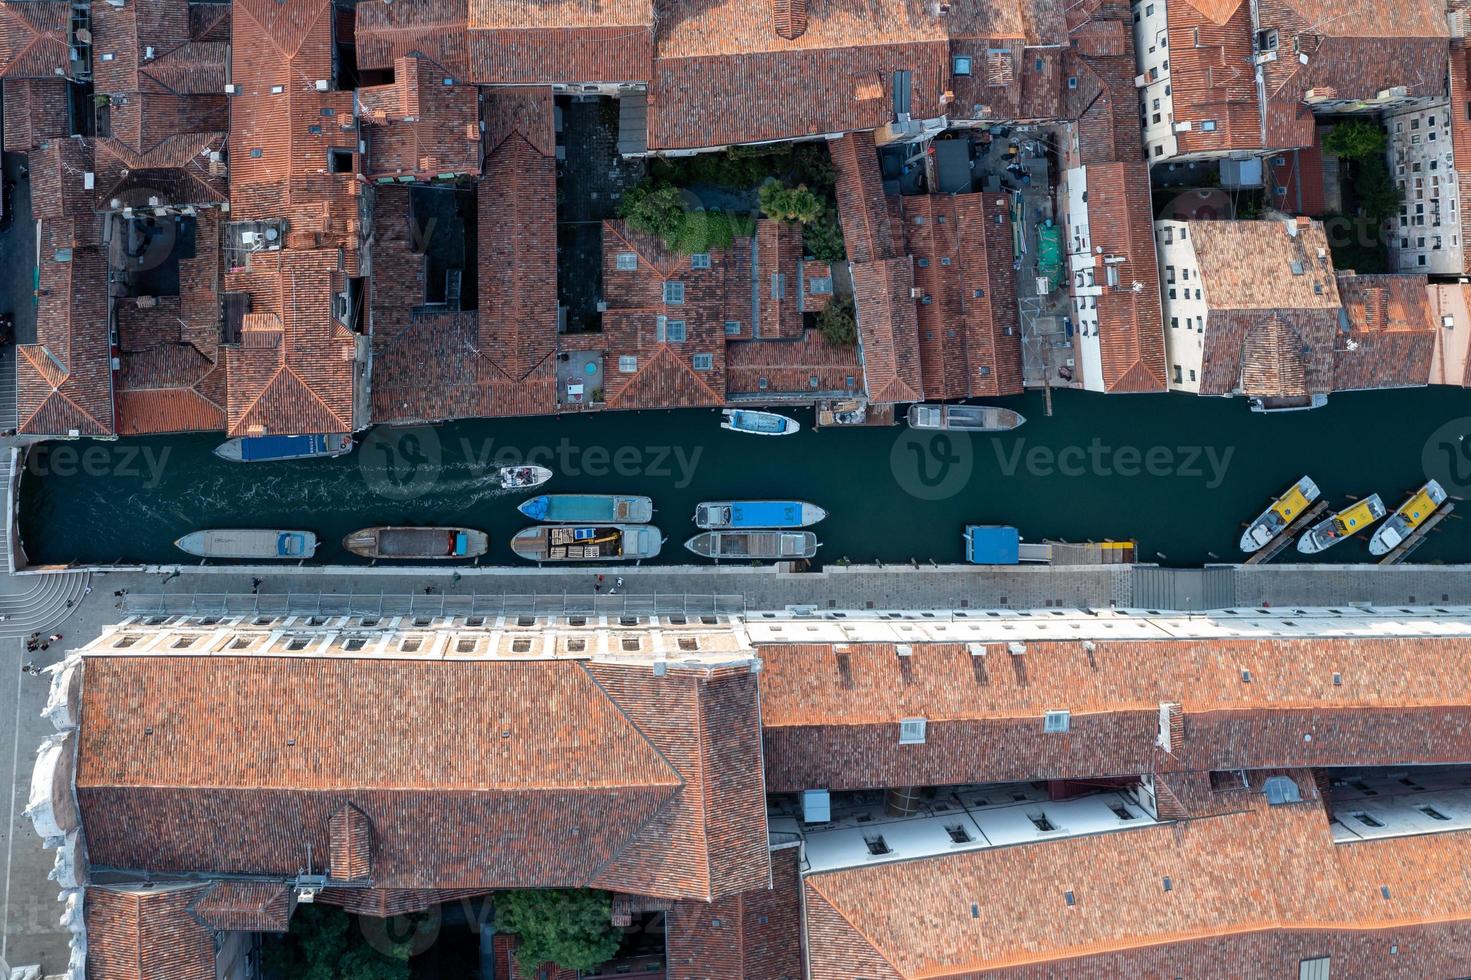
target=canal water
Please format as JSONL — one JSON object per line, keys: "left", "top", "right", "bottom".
{"left": 18, "top": 387, "right": 1471, "bottom": 568}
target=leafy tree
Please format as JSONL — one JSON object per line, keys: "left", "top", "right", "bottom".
{"left": 619, "top": 184, "right": 686, "bottom": 243}
{"left": 803, "top": 207, "right": 847, "bottom": 263}
{"left": 817, "top": 294, "right": 857, "bottom": 346}
{"left": 260, "top": 905, "right": 411, "bottom": 980}
{"left": 1353, "top": 154, "right": 1401, "bottom": 225}
{"left": 496, "top": 889, "right": 620, "bottom": 974}
{"left": 1322, "top": 120, "right": 1387, "bottom": 160}
{"left": 758, "top": 181, "right": 826, "bottom": 225}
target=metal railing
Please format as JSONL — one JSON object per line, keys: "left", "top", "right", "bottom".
{"left": 121, "top": 591, "right": 748, "bottom": 619}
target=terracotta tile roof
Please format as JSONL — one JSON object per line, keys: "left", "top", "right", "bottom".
{"left": 329, "top": 803, "right": 373, "bottom": 881}
{"left": 317, "top": 886, "right": 490, "bottom": 917}
{"left": 725, "top": 329, "right": 863, "bottom": 398}
{"left": 90, "top": 0, "right": 225, "bottom": 98}
{"left": 759, "top": 639, "right": 1471, "bottom": 791}
{"left": 84, "top": 884, "right": 215, "bottom": 980}
{"left": 830, "top": 132, "right": 900, "bottom": 265}
{"left": 667, "top": 846, "right": 804, "bottom": 980}
{"left": 466, "top": 28, "right": 653, "bottom": 85}
{"left": 803, "top": 772, "right": 1471, "bottom": 977}
{"left": 360, "top": 56, "right": 481, "bottom": 179}
{"left": 948, "top": 40, "right": 1064, "bottom": 124}
{"left": 222, "top": 249, "right": 357, "bottom": 435}
{"left": 1202, "top": 307, "right": 1337, "bottom": 398}
{"left": 1187, "top": 218, "right": 1340, "bottom": 310}
{"left": 1453, "top": 41, "right": 1471, "bottom": 276}
{"left": 1332, "top": 273, "right": 1436, "bottom": 391}
{"left": 648, "top": 40, "right": 948, "bottom": 150}
{"left": 29, "top": 138, "right": 95, "bottom": 219}
{"left": 1064, "top": 14, "right": 1143, "bottom": 165}
{"left": 0, "top": 0, "right": 69, "bottom": 79}
{"left": 1164, "top": 0, "right": 1264, "bottom": 156}
{"left": 904, "top": 193, "right": 1024, "bottom": 398}
{"left": 187, "top": 880, "right": 293, "bottom": 933}
{"left": 353, "top": 0, "right": 470, "bottom": 74}
{"left": 75, "top": 656, "right": 768, "bottom": 901}
{"left": 2, "top": 78, "right": 70, "bottom": 151}
{"left": 852, "top": 257, "right": 923, "bottom": 403}
{"left": 754, "top": 221, "right": 806, "bottom": 340}
{"left": 1258, "top": 0, "right": 1450, "bottom": 150}
{"left": 18, "top": 221, "right": 117, "bottom": 436}
{"left": 93, "top": 131, "right": 228, "bottom": 208}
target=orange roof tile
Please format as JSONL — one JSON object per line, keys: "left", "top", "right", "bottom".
{"left": 0, "top": 0, "right": 69, "bottom": 79}
{"left": 84, "top": 884, "right": 215, "bottom": 980}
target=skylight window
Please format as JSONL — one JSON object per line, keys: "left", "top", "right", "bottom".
{"left": 898, "top": 717, "right": 927, "bottom": 744}
{"left": 1043, "top": 709, "right": 1071, "bottom": 733}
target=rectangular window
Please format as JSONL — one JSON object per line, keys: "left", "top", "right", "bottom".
{"left": 692, "top": 353, "right": 713, "bottom": 371}
{"left": 724, "top": 320, "right": 741, "bottom": 335}
{"left": 616, "top": 251, "right": 638, "bottom": 271}
{"left": 1200, "top": 119, "right": 1217, "bottom": 132}
{"left": 898, "top": 717, "right": 927, "bottom": 744}
{"left": 327, "top": 147, "right": 353, "bottom": 173}
{"left": 1299, "top": 957, "right": 1330, "bottom": 980}
{"left": 663, "top": 281, "right": 685, "bottom": 304}
{"left": 618, "top": 355, "right": 638, "bottom": 373}
{"left": 1043, "top": 709, "right": 1070, "bottom": 733}
{"left": 1027, "top": 811, "right": 1057, "bottom": 832}
{"left": 945, "top": 824, "right": 973, "bottom": 843}
{"left": 690, "top": 252, "right": 711, "bottom": 269}
{"left": 665, "top": 319, "right": 686, "bottom": 342}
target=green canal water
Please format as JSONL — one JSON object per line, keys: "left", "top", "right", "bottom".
{"left": 18, "top": 388, "right": 1471, "bottom": 568}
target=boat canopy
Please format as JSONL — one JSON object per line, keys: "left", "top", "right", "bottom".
{"left": 965, "top": 525, "right": 1020, "bottom": 565}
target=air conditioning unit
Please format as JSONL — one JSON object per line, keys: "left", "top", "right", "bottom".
{"left": 224, "top": 83, "right": 237, "bottom": 95}
{"left": 315, "top": 79, "right": 329, "bottom": 92}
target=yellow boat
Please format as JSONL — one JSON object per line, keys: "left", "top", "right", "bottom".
{"left": 1297, "top": 494, "right": 1386, "bottom": 554}
{"left": 1369, "top": 481, "right": 1448, "bottom": 555}
{"left": 1240, "top": 475, "right": 1320, "bottom": 552}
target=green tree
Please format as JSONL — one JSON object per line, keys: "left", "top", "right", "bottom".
{"left": 496, "top": 889, "right": 620, "bottom": 974}
{"left": 619, "top": 184, "right": 687, "bottom": 243}
{"left": 803, "top": 207, "right": 847, "bottom": 263}
{"left": 1353, "top": 154, "right": 1401, "bottom": 224}
{"left": 260, "top": 905, "right": 411, "bottom": 980}
{"left": 817, "top": 294, "right": 857, "bottom": 346}
{"left": 1322, "top": 119, "right": 1387, "bottom": 160}
{"left": 758, "top": 181, "right": 826, "bottom": 225}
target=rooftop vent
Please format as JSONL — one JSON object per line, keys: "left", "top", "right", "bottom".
{"left": 772, "top": 0, "right": 807, "bottom": 40}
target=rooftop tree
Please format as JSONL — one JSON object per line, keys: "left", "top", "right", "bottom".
{"left": 496, "top": 888, "right": 621, "bottom": 974}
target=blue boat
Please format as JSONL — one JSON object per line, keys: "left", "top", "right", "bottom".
{"left": 694, "top": 500, "right": 826, "bottom": 529}
{"left": 175, "top": 529, "right": 318, "bottom": 560}
{"left": 519, "top": 494, "right": 654, "bottom": 523}
{"left": 214, "top": 433, "right": 353, "bottom": 462}
{"left": 721, "top": 409, "right": 800, "bottom": 436}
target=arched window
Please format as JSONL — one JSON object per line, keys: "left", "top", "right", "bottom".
{"left": 1264, "top": 775, "right": 1302, "bottom": 805}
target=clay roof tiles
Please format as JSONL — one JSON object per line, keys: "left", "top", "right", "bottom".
{"left": 360, "top": 56, "right": 482, "bottom": 179}
{"left": 851, "top": 257, "right": 923, "bottom": 403}
{"left": 84, "top": 884, "right": 215, "bottom": 980}
{"left": 1082, "top": 163, "right": 1167, "bottom": 393}
{"left": 2, "top": 78, "right": 70, "bottom": 151}
{"left": 0, "top": 0, "right": 69, "bottom": 79}
{"left": 1332, "top": 273, "right": 1437, "bottom": 391}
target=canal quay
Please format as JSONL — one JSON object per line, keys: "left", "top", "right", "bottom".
{"left": 16, "top": 386, "right": 1471, "bottom": 569}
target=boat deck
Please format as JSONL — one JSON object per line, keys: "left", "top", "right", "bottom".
{"left": 1378, "top": 502, "right": 1455, "bottom": 565}
{"left": 1244, "top": 500, "right": 1330, "bottom": 565}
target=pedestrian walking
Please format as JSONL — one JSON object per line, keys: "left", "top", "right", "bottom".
{"left": 47, "top": 634, "right": 61, "bottom": 643}
{"left": 39, "top": 643, "right": 48, "bottom": 652}
{"left": 83, "top": 586, "right": 91, "bottom": 597}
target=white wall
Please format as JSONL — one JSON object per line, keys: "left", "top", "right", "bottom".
{"left": 1131, "top": 0, "right": 1178, "bottom": 161}
{"left": 1385, "top": 101, "right": 1462, "bottom": 275}
{"left": 1064, "top": 166, "right": 1106, "bottom": 391}
{"left": 1154, "top": 220, "right": 1208, "bottom": 392}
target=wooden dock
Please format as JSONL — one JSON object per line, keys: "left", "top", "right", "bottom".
{"left": 815, "top": 400, "right": 896, "bottom": 428}
{"left": 1377, "top": 502, "right": 1455, "bottom": 565}
{"left": 1243, "top": 499, "right": 1330, "bottom": 565}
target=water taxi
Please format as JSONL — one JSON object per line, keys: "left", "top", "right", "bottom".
{"left": 518, "top": 494, "right": 653, "bottom": 523}
{"left": 343, "top": 526, "right": 489, "bottom": 560}
{"left": 175, "top": 529, "right": 317, "bottom": 560}
{"left": 1239, "top": 475, "right": 1321, "bottom": 552}
{"left": 694, "top": 500, "right": 827, "bottom": 529}
{"left": 1296, "top": 495, "right": 1386, "bottom": 554}
{"left": 213, "top": 433, "right": 352, "bottom": 462}
{"left": 511, "top": 524, "right": 663, "bottom": 563}
{"left": 907, "top": 404, "right": 1025, "bottom": 432}
{"left": 685, "top": 530, "right": 819, "bottom": 560}
{"left": 1369, "top": 481, "right": 1448, "bottom": 556}
{"left": 495, "top": 464, "right": 553, "bottom": 490}
{"left": 721, "top": 409, "right": 800, "bottom": 436}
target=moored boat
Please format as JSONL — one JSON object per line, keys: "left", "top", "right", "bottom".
{"left": 1369, "top": 481, "right": 1448, "bottom": 556}
{"left": 495, "top": 464, "right": 553, "bottom": 490}
{"left": 175, "top": 529, "right": 317, "bottom": 560}
{"left": 907, "top": 404, "right": 1025, "bottom": 432}
{"left": 685, "top": 530, "right": 819, "bottom": 560}
{"left": 511, "top": 524, "right": 663, "bottom": 563}
{"left": 518, "top": 494, "right": 654, "bottom": 523}
{"left": 1296, "top": 495, "right": 1386, "bottom": 554}
{"left": 342, "top": 526, "right": 489, "bottom": 560}
{"left": 721, "top": 409, "right": 800, "bottom": 436}
{"left": 213, "top": 433, "right": 353, "bottom": 462}
{"left": 694, "top": 500, "right": 826, "bottom": 529}
{"left": 1239, "top": 475, "right": 1320, "bottom": 552}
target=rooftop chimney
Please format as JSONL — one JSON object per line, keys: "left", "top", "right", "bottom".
{"left": 772, "top": 0, "right": 807, "bottom": 40}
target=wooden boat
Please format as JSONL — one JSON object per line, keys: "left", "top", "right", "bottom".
{"left": 175, "top": 529, "right": 317, "bottom": 560}
{"left": 213, "top": 433, "right": 352, "bottom": 462}
{"left": 1296, "top": 495, "right": 1386, "bottom": 554}
{"left": 518, "top": 494, "right": 653, "bottom": 523}
{"left": 495, "top": 464, "right": 553, "bottom": 490}
{"left": 1369, "top": 481, "right": 1448, "bottom": 556}
{"left": 511, "top": 524, "right": 663, "bottom": 563}
{"left": 1240, "top": 475, "right": 1320, "bottom": 552}
{"left": 685, "top": 530, "right": 819, "bottom": 560}
{"left": 342, "top": 526, "right": 489, "bottom": 560}
{"left": 907, "top": 404, "right": 1025, "bottom": 432}
{"left": 694, "top": 500, "right": 826, "bottom": 529}
{"left": 721, "top": 409, "right": 800, "bottom": 436}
